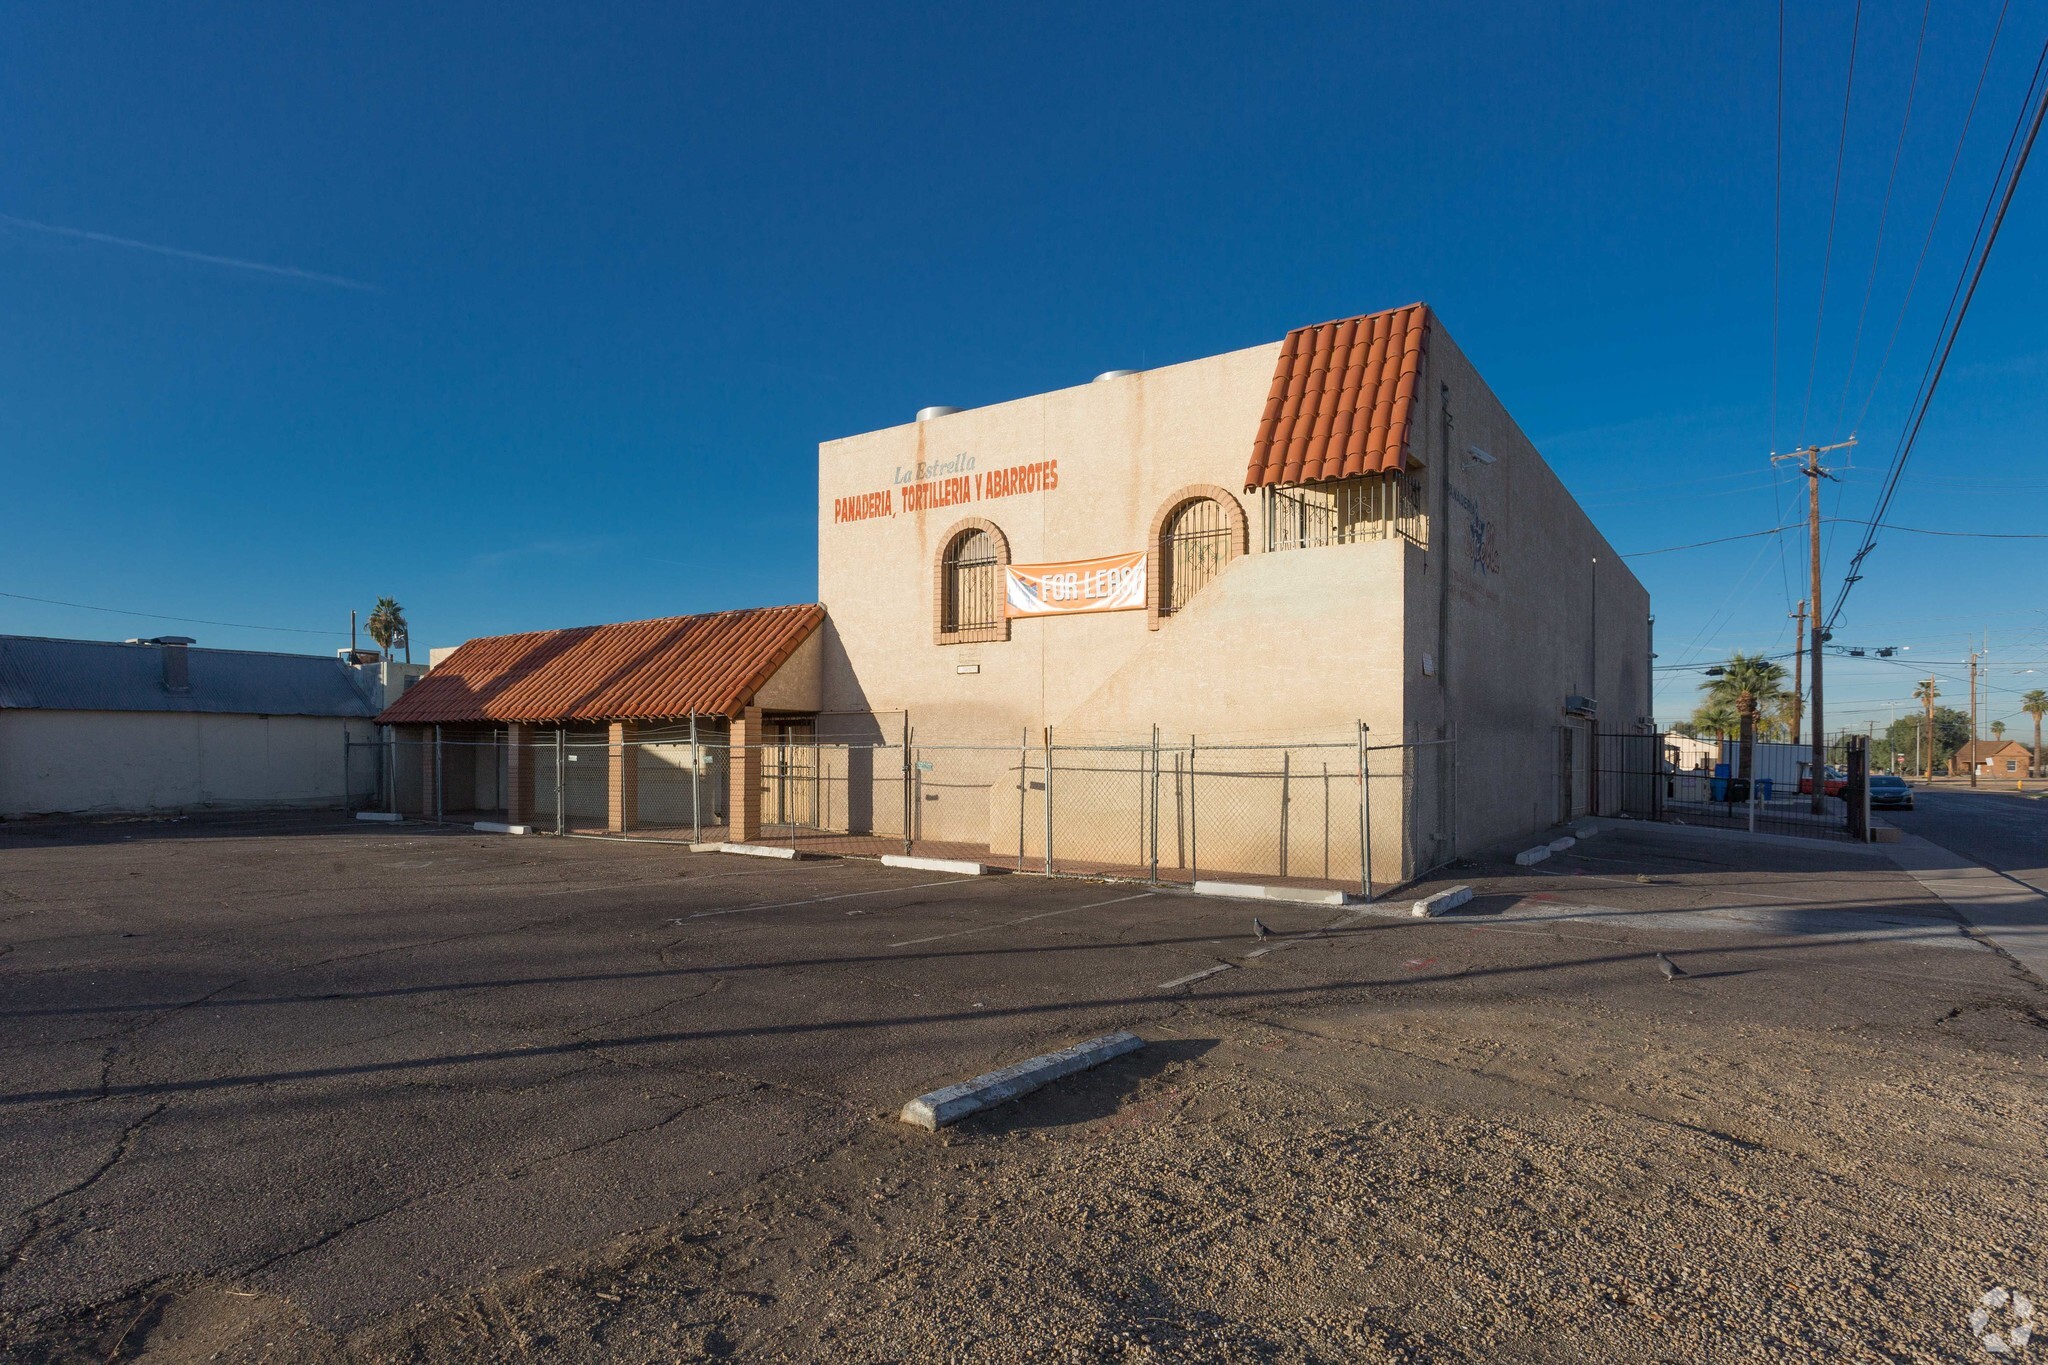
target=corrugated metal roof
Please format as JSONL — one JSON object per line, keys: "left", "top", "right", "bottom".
{"left": 0, "top": 636, "right": 378, "bottom": 718}
{"left": 374, "top": 604, "right": 825, "bottom": 726}
{"left": 1245, "top": 302, "right": 1430, "bottom": 490}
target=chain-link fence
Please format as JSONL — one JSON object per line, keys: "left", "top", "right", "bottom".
{"left": 363, "top": 720, "right": 1450, "bottom": 897}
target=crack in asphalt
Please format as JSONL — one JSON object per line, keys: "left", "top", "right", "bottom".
{"left": 0, "top": 1100, "right": 167, "bottom": 1278}
{"left": 229, "top": 1089, "right": 754, "bottom": 1285}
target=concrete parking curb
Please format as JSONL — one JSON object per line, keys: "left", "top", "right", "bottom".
{"left": 880, "top": 854, "right": 1002, "bottom": 876}
{"left": 1192, "top": 881, "right": 1352, "bottom": 907}
{"left": 1514, "top": 846, "right": 1551, "bottom": 866}
{"left": 899, "top": 1031, "right": 1146, "bottom": 1130}
{"left": 1412, "top": 885, "right": 1473, "bottom": 917}
{"left": 355, "top": 812, "right": 403, "bottom": 824}
{"left": 700, "top": 842, "right": 805, "bottom": 860}
{"left": 472, "top": 821, "right": 533, "bottom": 835}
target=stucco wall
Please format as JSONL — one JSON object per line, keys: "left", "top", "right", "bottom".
{"left": 1403, "top": 327, "right": 1653, "bottom": 854}
{"left": 816, "top": 341, "right": 1281, "bottom": 738}
{"left": 0, "top": 710, "right": 377, "bottom": 817}
{"left": 813, "top": 311, "right": 1652, "bottom": 868}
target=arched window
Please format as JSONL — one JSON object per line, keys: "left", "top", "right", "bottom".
{"left": 1149, "top": 488, "right": 1246, "bottom": 628}
{"left": 1162, "top": 499, "right": 1233, "bottom": 614}
{"left": 934, "top": 519, "right": 1010, "bottom": 644}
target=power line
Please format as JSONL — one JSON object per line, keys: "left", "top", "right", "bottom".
{"left": 0, "top": 590, "right": 337, "bottom": 637}
{"left": 1624, "top": 518, "right": 2048, "bottom": 558}
{"left": 1829, "top": 34, "right": 2048, "bottom": 632}
{"left": 1852, "top": 0, "right": 2014, "bottom": 434}
{"left": 1795, "top": 0, "right": 1866, "bottom": 446}
{"left": 1834, "top": 0, "right": 1932, "bottom": 431}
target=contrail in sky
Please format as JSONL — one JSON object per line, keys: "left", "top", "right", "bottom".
{"left": 0, "top": 213, "right": 378, "bottom": 291}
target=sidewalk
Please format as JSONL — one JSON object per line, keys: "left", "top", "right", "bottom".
{"left": 1879, "top": 832, "right": 2048, "bottom": 984}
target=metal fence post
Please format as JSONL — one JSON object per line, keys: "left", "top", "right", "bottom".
{"left": 1279, "top": 750, "right": 1291, "bottom": 877}
{"left": 1322, "top": 761, "right": 1331, "bottom": 880}
{"left": 902, "top": 714, "right": 913, "bottom": 856}
{"left": 1018, "top": 727, "right": 1028, "bottom": 872}
{"left": 555, "top": 727, "right": 566, "bottom": 836}
{"left": 688, "top": 711, "right": 701, "bottom": 843}
{"left": 1358, "top": 721, "right": 1372, "bottom": 901}
{"left": 434, "top": 724, "right": 444, "bottom": 823}
{"left": 1149, "top": 725, "right": 1161, "bottom": 884}
{"left": 1188, "top": 738, "right": 1198, "bottom": 884}
{"left": 1043, "top": 727, "right": 1055, "bottom": 876}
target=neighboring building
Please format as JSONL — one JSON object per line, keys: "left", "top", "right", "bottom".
{"left": 0, "top": 635, "right": 417, "bottom": 818}
{"left": 1662, "top": 733, "right": 1718, "bottom": 771}
{"left": 1949, "top": 739, "right": 2033, "bottom": 778}
{"left": 379, "top": 302, "right": 1650, "bottom": 879}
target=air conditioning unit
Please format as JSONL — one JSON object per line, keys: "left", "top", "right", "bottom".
{"left": 1564, "top": 695, "right": 1598, "bottom": 719}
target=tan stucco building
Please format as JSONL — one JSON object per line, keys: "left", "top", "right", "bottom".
{"left": 382, "top": 302, "right": 1648, "bottom": 885}
{"left": 813, "top": 302, "right": 1651, "bottom": 866}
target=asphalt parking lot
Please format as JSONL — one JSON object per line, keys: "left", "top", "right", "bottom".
{"left": 3, "top": 813, "right": 2047, "bottom": 1362}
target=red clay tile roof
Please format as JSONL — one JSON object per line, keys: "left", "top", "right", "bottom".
{"left": 1245, "top": 302, "right": 1431, "bottom": 490}
{"left": 375, "top": 604, "right": 824, "bottom": 725}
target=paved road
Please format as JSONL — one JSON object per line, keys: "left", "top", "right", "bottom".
{"left": 1884, "top": 786, "right": 2048, "bottom": 894}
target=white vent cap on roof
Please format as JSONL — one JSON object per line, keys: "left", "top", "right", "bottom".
{"left": 916, "top": 406, "right": 964, "bottom": 422}
{"left": 1093, "top": 370, "right": 1140, "bottom": 382}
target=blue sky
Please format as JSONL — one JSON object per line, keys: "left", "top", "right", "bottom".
{"left": 3, "top": 2, "right": 2044, "bottom": 734}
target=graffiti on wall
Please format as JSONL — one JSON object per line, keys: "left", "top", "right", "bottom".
{"left": 1447, "top": 485, "right": 1500, "bottom": 577}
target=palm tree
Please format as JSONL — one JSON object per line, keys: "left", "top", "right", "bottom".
{"left": 1700, "top": 652, "right": 1789, "bottom": 777}
{"left": 1991, "top": 720, "right": 2006, "bottom": 742}
{"left": 2023, "top": 689, "right": 2047, "bottom": 779}
{"left": 1914, "top": 677, "right": 1941, "bottom": 780}
{"left": 366, "top": 597, "right": 409, "bottom": 663}
{"left": 1692, "top": 698, "right": 1740, "bottom": 744}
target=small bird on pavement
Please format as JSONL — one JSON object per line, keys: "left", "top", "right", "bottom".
{"left": 1656, "top": 952, "right": 1685, "bottom": 981}
{"left": 1252, "top": 918, "right": 1272, "bottom": 941}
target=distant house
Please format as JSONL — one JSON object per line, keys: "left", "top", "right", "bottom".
{"left": 1947, "top": 738, "right": 2034, "bottom": 779}
{"left": 0, "top": 635, "right": 420, "bottom": 818}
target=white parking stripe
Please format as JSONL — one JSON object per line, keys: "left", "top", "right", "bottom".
{"left": 681, "top": 878, "right": 968, "bottom": 920}
{"left": 888, "top": 892, "right": 1156, "bottom": 946}
{"left": 1157, "top": 964, "right": 1234, "bottom": 989}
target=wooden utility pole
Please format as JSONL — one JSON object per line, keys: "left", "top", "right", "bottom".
{"left": 1922, "top": 676, "right": 1937, "bottom": 781}
{"left": 1774, "top": 440, "right": 1854, "bottom": 813}
{"left": 1969, "top": 649, "right": 1982, "bottom": 789}
{"left": 1788, "top": 599, "right": 1808, "bottom": 745}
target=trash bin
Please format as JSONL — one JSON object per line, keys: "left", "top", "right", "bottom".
{"left": 1723, "top": 777, "right": 1750, "bottom": 804}
{"left": 1711, "top": 762, "right": 1730, "bottom": 803}
{"left": 1756, "top": 777, "right": 1773, "bottom": 802}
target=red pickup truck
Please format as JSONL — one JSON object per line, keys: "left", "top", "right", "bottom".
{"left": 1797, "top": 766, "right": 1848, "bottom": 797}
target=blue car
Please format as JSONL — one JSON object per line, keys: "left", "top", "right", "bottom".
{"left": 1869, "top": 775, "right": 1915, "bottom": 810}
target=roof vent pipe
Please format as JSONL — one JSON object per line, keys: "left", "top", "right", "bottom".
{"left": 916, "top": 406, "right": 964, "bottom": 422}
{"left": 157, "top": 638, "right": 192, "bottom": 694}
{"left": 1093, "top": 370, "right": 1139, "bottom": 383}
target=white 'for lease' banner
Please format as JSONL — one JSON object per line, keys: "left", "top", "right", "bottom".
{"left": 1004, "top": 552, "right": 1148, "bottom": 618}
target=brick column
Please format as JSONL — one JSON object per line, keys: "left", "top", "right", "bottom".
{"left": 729, "top": 706, "right": 763, "bottom": 842}
{"left": 417, "top": 727, "right": 438, "bottom": 817}
{"left": 608, "top": 721, "right": 637, "bottom": 833}
{"left": 506, "top": 723, "right": 535, "bottom": 825}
